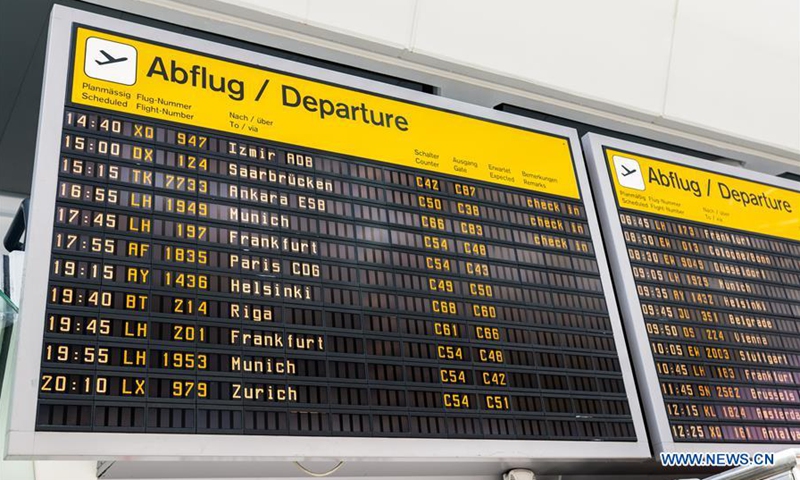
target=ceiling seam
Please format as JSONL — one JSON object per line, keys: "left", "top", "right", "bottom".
{"left": 659, "top": 0, "right": 681, "bottom": 124}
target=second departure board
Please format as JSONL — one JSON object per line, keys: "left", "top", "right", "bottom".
{"left": 583, "top": 133, "right": 800, "bottom": 453}
{"left": 6, "top": 7, "right": 648, "bottom": 460}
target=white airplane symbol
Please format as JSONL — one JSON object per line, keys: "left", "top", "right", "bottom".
{"left": 95, "top": 50, "right": 128, "bottom": 66}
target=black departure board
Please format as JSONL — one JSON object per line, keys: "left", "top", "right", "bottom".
{"left": 584, "top": 134, "right": 800, "bottom": 451}
{"left": 8, "top": 9, "right": 648, "bottom": 460}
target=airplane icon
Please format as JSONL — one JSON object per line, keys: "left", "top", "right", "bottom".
{"left": 612, "top": 156, "right": 645, "bottom": 190}
{"left": 85, "top": 37, "right": 137, "bottom": 85}
{"left": 95, "top": 49, "right": 128, "bottom": 66}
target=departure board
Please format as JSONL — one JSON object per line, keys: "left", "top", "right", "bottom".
{"left": 583, "top": 134, "right": 800, "bottom": 453}
{"left": 6, "top": 8, "right": 647, "bottom": 460}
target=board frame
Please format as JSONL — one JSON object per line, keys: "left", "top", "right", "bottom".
{"left": 5, "top": 5, "right": 649, "bottom": 461}
{"left": 582, "top": 132, "right": 800, "bottom": 454}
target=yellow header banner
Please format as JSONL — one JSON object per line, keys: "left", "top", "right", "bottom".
{"left": 605, "top": 148, "right": 800, "bottom": 241}
{"left": 70, "top": 27, "right": 579, "bottom": 199}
